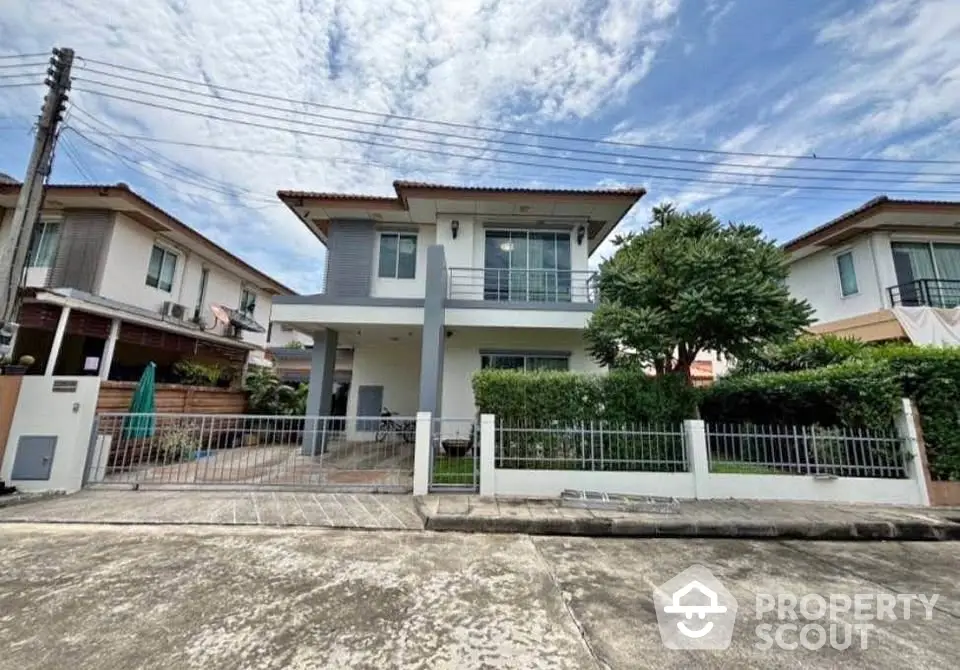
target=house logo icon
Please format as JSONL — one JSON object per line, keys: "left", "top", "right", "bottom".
{"left": 653, "top": 565, "right": 738, "bottom": 650}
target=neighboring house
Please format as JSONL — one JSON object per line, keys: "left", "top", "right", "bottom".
{"left": 785, "top": 196, "right": 960, "bottom": 343}
{"left": 265, "top": 323, "right": 353, "bottom": 386}
{"left": 271, "top": 180, "right": 644, "bottom": 436}
{"left": 0, "top": 183, "right": 294, "bottom": 383}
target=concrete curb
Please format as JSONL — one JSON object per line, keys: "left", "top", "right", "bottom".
{"left": 422, "top": 514, "right": 960, "bottom": 541}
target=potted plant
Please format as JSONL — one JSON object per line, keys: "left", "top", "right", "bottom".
{"left": 0, "top": 354, "right": 33, "bottom": 376}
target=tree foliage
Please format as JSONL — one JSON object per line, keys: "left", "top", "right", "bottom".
{"left": 585, "top": 203, "right": 813, "bottom": 380}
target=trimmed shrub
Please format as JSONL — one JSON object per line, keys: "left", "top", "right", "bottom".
{"left": 699, "top": 360, "right": 902, "bottom": 431}
{"left": 732, "top": 334, "right": 868, "bottom": 376}
{"left": 472, "top": 368, "right": 698, "bottom": 425}
{"left": 873, "top": 345, "right": 960, "bottom": 480}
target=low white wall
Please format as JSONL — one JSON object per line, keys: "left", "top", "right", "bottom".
{"left": 698, "top": 474, "right": 923, "bottom": 505}
{"left": 470, "top": 406, "right": 930, "bottom": 506}
{"left": 494, "top": 470, "right": 695, "bottom": 499}
{"left": 0, "top": 376, "right": 101, "bottom": 493}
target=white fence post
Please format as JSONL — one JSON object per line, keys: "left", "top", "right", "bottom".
{"left": 683, "top": 419, "right": 709, "bottom": 500}
{"left": 895, "top": 397, "right": 931, "bottom": 506}
{"left": 479, "top": 413, "right": 496, "bottom": 497}
{"left": 413, "top": 411, "right": 432, "bottom": 496}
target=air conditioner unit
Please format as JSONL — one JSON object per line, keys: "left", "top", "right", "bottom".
{"left": 161, "top": 301, "right": 187, "bottom": 320}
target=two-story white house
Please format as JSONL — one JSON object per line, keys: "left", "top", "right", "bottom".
{"left": 271, "top": 180, "right": 645, "bottom": 436}
{"left": 786, "top": 196, "right": 960, "bottom": 344}
{"left": 0, "top": 182, "right": 294, "bottom": 383}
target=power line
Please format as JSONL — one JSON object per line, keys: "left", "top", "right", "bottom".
{"left": 67, "top": 126, "right": 278, "bottom": 207}
{"left": 68, "top": 106, "right": 278, "bottom": 202}
{"left": 77, "top": 56, "right": 960, "bottom": 167}
{"left": 73, "top": 78, "right": 960, "bottom": 189}
{"left": 0, "top": 61, "right": 49, "bottom": 70}
{"left": 0, "top": 83, "right": 43, "bottom": 89}
{"left": 72, "top": 85, "right": 960, "bottom": 197}
{"left": 73, "top": 68, "right": 960, "bottom": 180}
{"left": 0, "top": 52, "right": 50, "bottom": 60}
{"left": 0, "top": 73, "right": 45, "bottom": 81}
{"left": 59, "top": 135, "right": 95, "bottom": 181}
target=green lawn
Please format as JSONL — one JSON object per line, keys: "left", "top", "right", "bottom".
{"left": 710, "top": 460, "right": 782, "bottom": 475}
{"left": 432, "top": 457, "right": 477, "bottom": 484}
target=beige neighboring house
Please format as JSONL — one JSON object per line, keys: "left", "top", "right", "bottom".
{"left": 0, "top": 182, "right": 294, "bottom": 383}
{"left": 785, "top": 197, "right": 960, "bottom": 344}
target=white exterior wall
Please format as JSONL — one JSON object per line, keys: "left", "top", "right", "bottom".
{"left": 441, "top": 327, "right": 602, "bottom": 419}
{"left": 370, "top": 225, "right": 436, "bottom": 298}
{"left": 267, "top": 324, "right": 313, "bottom": 348}
{"left": 346, "top": 339, "right": 422, "bottom": 437}
{"left": 1, "top": 376, "right": 101, "bottom": 493}
{"left": 98, "top": 214, "right": 272, "bottom": 349}
{"left": 98, "top": 213, "right": 189, "bottom": 312}
{"left": 786, "top": 233, "right": 884, "bottom": 324}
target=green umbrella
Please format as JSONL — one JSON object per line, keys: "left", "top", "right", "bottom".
{"left": 123, "top": 361, "right": 156, "bottom": 438}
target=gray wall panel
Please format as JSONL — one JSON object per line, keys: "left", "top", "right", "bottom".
{"left": 325, "top": 220, "right": 375, "bottom": 298}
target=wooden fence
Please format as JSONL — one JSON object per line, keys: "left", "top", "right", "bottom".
{"left": 96, "top": 381, "right": 248, "bottom": 415}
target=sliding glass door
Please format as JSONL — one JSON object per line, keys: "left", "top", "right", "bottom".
{"left": 484, "top": 230, "right": 571, "bottom": 302}
{"left": 892, "top": 242, "right": 960, "bottom": 307}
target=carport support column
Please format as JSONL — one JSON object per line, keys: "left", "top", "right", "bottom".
{"left": 418, "top": 245, "right": 447, "bottom": 418}
{"left": 44, "top": 305, "right": 71, "bottom": 376}
{"left": 99, "top": 318, "right": 120, "bottom": 380}
{"left": 302, "top": 328, "right": 338, "bottom": 456}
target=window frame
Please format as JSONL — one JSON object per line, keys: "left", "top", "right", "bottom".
{"left": 479, "top": 351, "right": 571, "bottom": 372}
{"left": 834, "top": 249, "right": 859, "bottom": 298}
{"left": 145, "top": 244, "right": 178, "bottom": 293}
{"left": 26, "top": 220, "right": 62, "bottom": 268}
{"left": 239, "top": 286, "right": 257, "bottom": 316}
{"left": 377, "top": 231, "right": 418, "bottom": 280}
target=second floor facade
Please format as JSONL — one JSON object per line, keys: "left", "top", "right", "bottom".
{"left": 786, "top": 197, "right": 960, "bottom": 326}
{"left": 0, "top": 183, "right": 293, "bottom": 351}
{"left": 273, "top": 181, "right": 644, "bottom": 332}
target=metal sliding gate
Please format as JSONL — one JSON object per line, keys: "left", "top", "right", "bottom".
{"left": 83, "top": 413, "right": 415, "bottom": 492}
{"left": 428, "top": 417, "right": 480, "bottom": 493}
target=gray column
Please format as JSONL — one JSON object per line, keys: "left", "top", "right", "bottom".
{"left": 302, "top": 328, "right": 339, "bottom": 455}
{"left": 418, "top": 245, "right": 447, "bottom": 417}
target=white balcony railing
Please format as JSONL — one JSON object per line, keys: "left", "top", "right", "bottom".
{"left": 447, "top": 267, "right": 598, "bottom": 304}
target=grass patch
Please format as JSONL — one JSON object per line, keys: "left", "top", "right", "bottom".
{"left": 432, "top": 457, "right": 476, "bottom": 484}
{"left": 710, "top": 460, "right": 782, "bottom": 475}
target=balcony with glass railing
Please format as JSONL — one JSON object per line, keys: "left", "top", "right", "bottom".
{"left": 447, "top": 267, "right": 598, "bottom": 304}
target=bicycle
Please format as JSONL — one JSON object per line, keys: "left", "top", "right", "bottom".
{"left": 376, "top": 408, "right": 417, "bottom": 443}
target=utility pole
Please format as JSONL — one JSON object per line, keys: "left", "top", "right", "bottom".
{"left": 0, "top": 47, "right": 73, "bottom": 357}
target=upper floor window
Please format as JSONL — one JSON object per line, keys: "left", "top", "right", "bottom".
{"left": 26, "top": 221, "right": 61, "bottom": 268}
{"left": 146, "top": 244, "right": 177, "bottom": 292}
{"left": 240, "top": 287, "right": 257, "bottom": 316}
{"left": 377, "top": 232, "right": 417, "bottom": 279}
{"left": 835, "top": 251, "right": 858, "bottom": 297}
{"left": 484, "top": 230, "right": 572, "bottom": 301}
{"left": 480, "top": 352, "right": 569, "bottom": 372}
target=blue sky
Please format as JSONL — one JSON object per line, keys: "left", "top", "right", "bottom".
{"left": 1, "top": 0, "right": 958, "bottom": 293}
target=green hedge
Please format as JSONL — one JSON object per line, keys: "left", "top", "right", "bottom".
{"left": 714, "top": 342, "right": 960, "bottom": 480}
{"left": 699, "top": 360, "right": 902, "bottom": 431}
{"left": 874, "top": 346, "right": 960, "bottom": 480}
{"left": 472, "top": 368, "right": 697, "bottom": 425}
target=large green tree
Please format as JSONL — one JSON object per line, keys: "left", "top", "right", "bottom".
{"left": 585, "top": 203, "right": 813, "bottom": 381}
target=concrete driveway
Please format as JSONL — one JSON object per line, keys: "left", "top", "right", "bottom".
{"left": 0, "top": 524, "right": 956, "bottom": 669}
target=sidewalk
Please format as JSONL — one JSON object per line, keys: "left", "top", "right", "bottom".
{"left": 416, "top": 495, "right": 960, "bottom": 541}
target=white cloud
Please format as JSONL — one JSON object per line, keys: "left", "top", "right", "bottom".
{"left": 0, "top": 0, "right": 680, "bottom": 292}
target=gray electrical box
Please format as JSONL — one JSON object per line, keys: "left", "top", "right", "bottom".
{"left": 11, "top": 436, "right": 57, "bottom": 481}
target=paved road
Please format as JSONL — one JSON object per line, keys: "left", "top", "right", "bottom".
{"left": 0, "top": 524, "right": 956, "bottom": 669}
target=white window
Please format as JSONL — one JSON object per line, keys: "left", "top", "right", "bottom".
{"left": 240, "top": 287, "right": 257, "bottom": 316}
{"left": 835, "top": 251, "right": 858, "bottom": 297}
{"left": 378, "top": 232, "right": 417, "bottom": 279}
{"left": 26, "top": 221, "right": 61, "bottom": 268}
{"left": 480, "top": 352, "right": 569, "bottom": 372}
{"left": 146, "top": 245, "right": 177, "bottom": 292}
